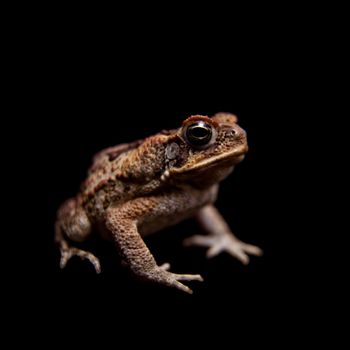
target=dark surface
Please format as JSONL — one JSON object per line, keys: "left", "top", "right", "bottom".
{"left": 5, "top": 7, "right": 343, "bottom": 345}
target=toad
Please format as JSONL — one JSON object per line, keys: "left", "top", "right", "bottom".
{"left": 55, "top": 113, "right": 262, "bottom": 293}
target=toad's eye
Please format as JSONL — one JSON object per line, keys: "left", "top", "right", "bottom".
{"left": 184, "top": 121, "right": 215, "bottom": 148}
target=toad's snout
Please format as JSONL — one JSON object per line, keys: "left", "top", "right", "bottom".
{"left": 222, "top": 123, "right": 248, "bottom": 153}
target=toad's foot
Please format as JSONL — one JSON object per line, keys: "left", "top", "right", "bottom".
{"left": 184, "top": 234, "right": 263, "bottom": 265}
{"left": 143, "top": 266, "right": 203, "bottom": 294}
{"left": 60, "top": 247, "right": 101, "bottom": 273}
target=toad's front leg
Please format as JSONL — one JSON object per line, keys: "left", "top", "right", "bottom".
{"left": 184, "top": 205, "right": 263, "bottom": 264}
{"left": 105, "top": 195, "right": 203, "bottom": 294}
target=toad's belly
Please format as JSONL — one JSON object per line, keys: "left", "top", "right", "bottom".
{"left": 138, "top": 185, "right": 219, "bottom": 237}
{"left": 138, "top": 207, "right": 200, "bottom": 236}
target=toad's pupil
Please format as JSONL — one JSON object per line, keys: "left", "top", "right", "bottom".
{"left": 190, "top": 126, "right": 209, "bottom": 138}
{"left": 186, "top": 122, "right": 212, "bottom": 146}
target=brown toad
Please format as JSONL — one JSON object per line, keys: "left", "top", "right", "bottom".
{"left": 55, "top": 113, "right": 262, "bottom": 293}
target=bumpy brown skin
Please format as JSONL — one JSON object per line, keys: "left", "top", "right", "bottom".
{"left": 55, "top": 113, "right": 263, "bottom": 294}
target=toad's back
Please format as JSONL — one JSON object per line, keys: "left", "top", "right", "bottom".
{"left": 80, "top": 135, "right": 169, "bottom": 220}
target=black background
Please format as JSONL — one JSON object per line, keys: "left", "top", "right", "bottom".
{"left": 8, "top": 14, "right": 336, "bottom": 343}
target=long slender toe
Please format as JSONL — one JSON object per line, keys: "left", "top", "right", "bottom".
{"left": 172, "top": 280, "right": 193, "bottom": 294}
{"left": 242, "top": 244, "right": 263, "bottom": 256}
{"left": 159, "top": 263, "right": 171, "bottom": 271}
{"left": 59, "top": 248, "right": 101, "bottom": 273}
{"left": 174, "top": 274, "right": 204, "bottom": 282}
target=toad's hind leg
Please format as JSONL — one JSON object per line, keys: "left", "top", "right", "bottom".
{"left": 55, "top": 198, "right": 101, "bottom": 273}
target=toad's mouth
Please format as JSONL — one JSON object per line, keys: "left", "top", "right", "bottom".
{"left": 168, "top": 145, "right": 248, "bottom": 177}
